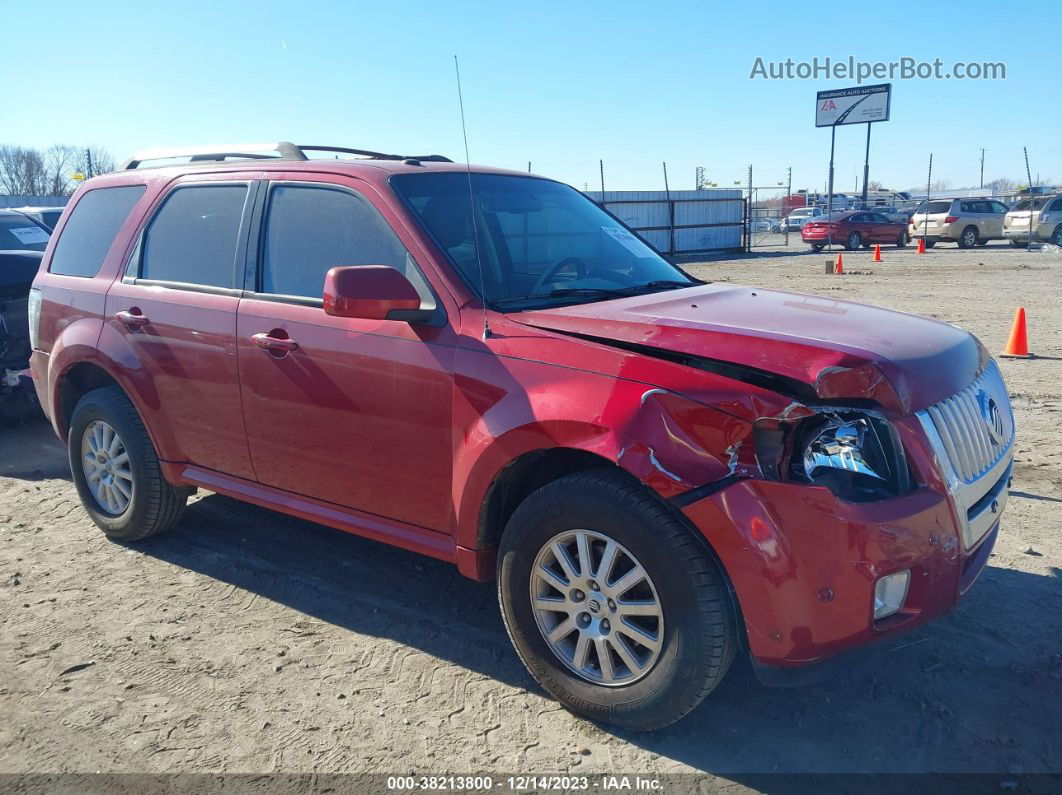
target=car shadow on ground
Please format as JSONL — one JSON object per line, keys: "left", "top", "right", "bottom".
{"left": 132, "top": 491, "right": 1062, "bottom": 777}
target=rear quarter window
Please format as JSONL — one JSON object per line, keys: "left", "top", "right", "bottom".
{"left": 49, "top": 186, "right": 146, "bottom": 277}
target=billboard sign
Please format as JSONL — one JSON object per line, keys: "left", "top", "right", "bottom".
{"left": 816, "top": 83, "right": 891, "bottom": 127}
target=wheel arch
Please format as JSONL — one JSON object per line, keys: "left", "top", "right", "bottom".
{"left": 476, "top": 447, "right": 622, "bottom": 551}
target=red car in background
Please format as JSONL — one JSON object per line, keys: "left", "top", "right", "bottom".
{"left": 803, "top": 210, "right": 909, "bottom": 251}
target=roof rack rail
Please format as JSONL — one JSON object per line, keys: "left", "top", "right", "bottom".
{"left": 121, "top": 142, "right": 452, "bottom": 170}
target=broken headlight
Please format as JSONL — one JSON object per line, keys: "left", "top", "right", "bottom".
{"left": 791, "top": 411, "right": 910, "bottom": 501}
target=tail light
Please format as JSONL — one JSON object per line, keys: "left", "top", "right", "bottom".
{"left": 28, "top": 288, "right": 42, "bottom": 350}
{"left": 944, "top": 216, "right": 959, "bottom": 224}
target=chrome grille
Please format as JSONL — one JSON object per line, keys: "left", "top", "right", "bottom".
{"left": 920, "top": 360, "right": 1014, "bottom": 484}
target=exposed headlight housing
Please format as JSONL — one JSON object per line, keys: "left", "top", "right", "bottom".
{"left": 791, "top": 410, "right": 911, "bottom": 502}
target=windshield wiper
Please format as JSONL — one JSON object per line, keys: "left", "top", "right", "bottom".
{"left": 492, "top": 279, "right": 699, "bottom": 309}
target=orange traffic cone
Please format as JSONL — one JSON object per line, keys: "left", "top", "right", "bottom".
{"left": 834, "top": 253, "right": 844, "bottom": 274}
{"left": 1000, "top": 307, "right": 1033, "bottom": 358}
{"left": 873, "top": 244, "right": 882, "bottom": 262}
{"left": 917, "top": 238, "right": 926, "bottom": 254}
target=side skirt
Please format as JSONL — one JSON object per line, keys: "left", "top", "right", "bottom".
{"left": 163, "top": 462, "right": 461, "bottom": 569}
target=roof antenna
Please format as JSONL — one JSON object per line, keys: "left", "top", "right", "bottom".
{"left": 454, "top": 54, "right": 491, "bottom": 340}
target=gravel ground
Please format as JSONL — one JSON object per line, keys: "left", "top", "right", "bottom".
{"left": 1, "top": 241, "right": 1060, "bottom": 788}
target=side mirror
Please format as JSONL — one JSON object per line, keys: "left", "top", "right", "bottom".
{"left": 323, "top": 265, "right": 425, "bottom": 322}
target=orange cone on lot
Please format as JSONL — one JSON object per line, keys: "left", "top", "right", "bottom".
{"left": 1000, "top": 307, "right": 1033, "bottom": 358}
{"left": 834, "top": 253, "right": 844, "bottom": 274}
{"left": 917, "top": 237, "right": 926, "bottom": 254}
{"left": 873, "top": 244, "right": 882, "bottom": 262}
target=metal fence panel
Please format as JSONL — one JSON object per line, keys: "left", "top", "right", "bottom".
{"left": 584, "top": 189, "right": 744, "bottom": 254}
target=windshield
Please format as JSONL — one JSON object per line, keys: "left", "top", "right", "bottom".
{"left": 0, "top": 215, "right": 50, "bottom": 252}
{"left": 391, "top": 173, "right": 697, "bottom": 309}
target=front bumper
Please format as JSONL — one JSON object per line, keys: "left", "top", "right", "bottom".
{"left": 682, "top": 478, "right": 977, "bottom": 667}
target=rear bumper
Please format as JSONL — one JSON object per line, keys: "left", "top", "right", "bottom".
{"left": 681, "top": 477, "right": 986, "bottom": 668}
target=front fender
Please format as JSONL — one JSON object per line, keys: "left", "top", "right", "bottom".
{"left": 451, "top": 351, "right": 752, "bottom": 550}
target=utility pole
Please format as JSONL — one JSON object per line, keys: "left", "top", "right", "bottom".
{"left": 695, "top": 165, "right": 705, "bottom": 190}
{"left": 1024, "top": 147, "right": 1034, "bottom": 242}
{"left": 599, "top": 159, "right": 605, "bottom": 194}
{"left": 747, "top": 164, "right": 754, "bottom": 253}
{"left": 861, "top": 122, "right": 872, "bottom": 207}
{"left": 979, "top": 148, "right": 985, "bottom": 189}
{"left": 663, "top": 161, "right": 674, "bottom": 255}
{"left": 785, "top": 166, "right": 792, "bottom": 246}
{"left": 924, "top": 153, "right": 933, "bottom": 243}
{"left": 85, "top": 148, "right": 93, "bottom": 179}
{"left": 527, "top": 161, "right": 531, "bottom": 173}
{"left": 826, "top": 123, "right": 836, "bottom": 248}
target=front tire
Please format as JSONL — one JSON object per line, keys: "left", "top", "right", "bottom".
{"left": 897, "top": 230, "right": 909, "bottom": 247}
{"left": 845, "top": 232, "right": 861, "bottom": 251}
{"left": 68, "top": 386, "right": 187, "bottom": 541}
{"left": 497, "top": 471, "right": 736, "bottom": 730}
{"left": 1052, "top": 226, "right": 1062, "bottom": 246}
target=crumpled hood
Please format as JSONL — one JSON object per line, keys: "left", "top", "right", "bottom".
{"left": 513, "top": 284, "right": 985, "bottom": 415}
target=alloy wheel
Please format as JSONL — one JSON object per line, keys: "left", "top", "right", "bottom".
{"left": 530, "top": 528, "right": 664, "bottom": 686}
{"left": 81, "top": 420, "right": 134, "bottom": 515}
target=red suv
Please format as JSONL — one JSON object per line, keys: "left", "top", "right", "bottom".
{"left": 29, "top": 143, "right": 1014, "bottom": 729}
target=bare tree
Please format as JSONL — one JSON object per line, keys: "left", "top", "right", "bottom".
{"left": 986, "top": 177, "right": 1016, "bottom": 192}
{"left": 0, "top": 143, "right": 116, "bottom": 196}
{"left": 44, "top": 145, "right": 80, "bottom": 195}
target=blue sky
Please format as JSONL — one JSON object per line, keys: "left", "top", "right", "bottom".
{"left": 5, "top": 0, "right": 1058, "bottom": 193}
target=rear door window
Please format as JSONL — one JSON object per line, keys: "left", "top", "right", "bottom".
{"left": 139, "top": 185, "right": 248, "bottom": 288}
{"left": 926, "top": 201, "right": 952, "bottom": 215}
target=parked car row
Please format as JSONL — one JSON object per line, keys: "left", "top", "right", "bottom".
{"left": 796, "top": 193, "right": 1061, "bottom": 250}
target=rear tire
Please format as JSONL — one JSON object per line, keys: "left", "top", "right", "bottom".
{"left": 958, "top": 226, "right": 978, "bottom": 249}
{"left": 68, "top": 386, "right": 187, "bottom": 541}
{"left": 497, "top": 471, "right": 736, "bottom": 730}
{"left": 1052, "top": 226, "right": 1062, "bottom": 246}
{"left": 1010, "top": 240, "right": 1028, "bottom": 248}
{"left": 924, "top": 240, "right": 936, "bottom": 249}
{"left": 811, "top": 244, "right": 824, "bottom": 252}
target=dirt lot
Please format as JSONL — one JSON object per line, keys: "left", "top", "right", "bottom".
{"left": 1, "top": 241, "right": 1060, "bottom": 787}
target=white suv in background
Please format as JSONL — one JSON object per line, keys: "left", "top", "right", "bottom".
{"left": 1003, "top": 194, "right": 1062, "bottom": 247}
{"left": 783, "top": 206, "right": 823, "bottom": 230}
{"left": 909, "top": 198, "right": 1009, "bottom": 248}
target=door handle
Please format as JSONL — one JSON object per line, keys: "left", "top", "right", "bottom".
{"left": 252, "top": 332, "right": 299, "bottom": 353}
{"left": 116, "top": 309, "right": 150, "bottom": 329}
